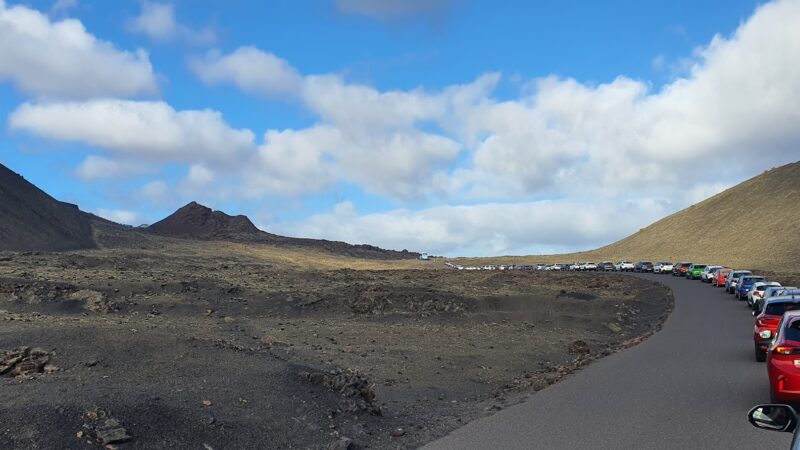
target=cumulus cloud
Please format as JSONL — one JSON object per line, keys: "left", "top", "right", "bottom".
{"left": 335, "top": 0, "right": 456, "bottom": 20}
{"left": 270, "top": 198, "right": 670, "bottom": 256}
{"left": 126, "top": 1, "right": 215, "bottom": 45}
{"left": 0, "top": 1, "right": 157, "bottom": 98}
{"left": 189, "top": 47, "right": 303, "bottom": 97}
{"left": 9, "top": 99, "right": 256, "bottom": 165}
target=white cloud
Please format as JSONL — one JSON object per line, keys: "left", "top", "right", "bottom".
{"left": 9, "top": 99, "right": 255, "bottom": 165}
{"left": 0, "top": 1, "right": 157, "bottom": 98}
{"left": 335, "top": 0, "right": 455, "bottom": 20}
{"left": 75, "top": 155, "right": 153, "bottom": 180}
{"left": 94, "top": 208, "right": 143, "bottom": 226}
{"left": 50, "top": 0, "right": 77, "bottom": 14}
{"left": 126, "top": 1, "right": 215, "bottom": 45}
{"left": 189, "top": 47, "right": 302, "bottom": 97}
{"left": 271, "top": 198, "right": 670, "bottom": 256}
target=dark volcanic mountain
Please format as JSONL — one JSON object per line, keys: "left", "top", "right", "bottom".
{"left": 0, "top": 163, "right": 95, "bottom": 252}
{"left": 147, "top": 201, "right": 260, "bottom": 238}
{"left": 148, "top": 201, "right": 419, "bottom": 260}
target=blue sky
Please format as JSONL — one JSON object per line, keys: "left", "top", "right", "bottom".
{"left": 1, "top": 0, "right": 798, "bottom": 256}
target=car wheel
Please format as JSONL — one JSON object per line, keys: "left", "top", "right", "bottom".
{"left": 755, "top": 345, "right": 767, "bottom": 362}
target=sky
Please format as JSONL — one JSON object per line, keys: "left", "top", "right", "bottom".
{"left": 1, "top": 0, "right": 798, "bottom": 256}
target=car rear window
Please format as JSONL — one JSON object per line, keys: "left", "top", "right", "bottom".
{"left": 766, "top": 302, "right": 800, "bottom": 316}
{"left": 784, "top": 319, "right": 800, "bottom": 342}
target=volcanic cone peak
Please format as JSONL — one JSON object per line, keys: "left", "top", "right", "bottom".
{"left": 147, "top": 201, "right": 260, "bottom": 237}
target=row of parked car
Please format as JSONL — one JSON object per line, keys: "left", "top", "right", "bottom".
{"left": 671, "top": 262, "right": 800, "bottom": 444}
{"left": 674, "top": 263, "right": 800, "bottom": 403}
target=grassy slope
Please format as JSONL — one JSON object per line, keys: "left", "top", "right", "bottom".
{"left": 453, "top": 161, "right": 800, "bottom": 272}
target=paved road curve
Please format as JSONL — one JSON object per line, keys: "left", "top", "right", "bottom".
{"left": 424, "top": 273, "right": 791, "bottom": 450}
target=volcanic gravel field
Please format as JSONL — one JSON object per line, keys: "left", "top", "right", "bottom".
{"left": 0, "top": 247, "right": 672, "bottom": 449}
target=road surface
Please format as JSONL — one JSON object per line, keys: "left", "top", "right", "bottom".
{"left": 424, "top": 273, "right": 790, "bottom": 449}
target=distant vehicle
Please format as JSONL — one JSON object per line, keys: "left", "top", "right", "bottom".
{"left": 701, "top": 265, "right": 723, "bottom": 282}
{"left": 673, "top": 262, "right": 692, "bottom": 276}
{"left": 598, "top": 261, "right": 614, "bottom": 271}
{"left": 712, "top": 268, "right": 732, "bottom": 287}
{"left": 767, "top": 309, "right": 800, "bottom": 402}
{"left": 726, "top": 270, "right": 753, "bottom": 294}
{"left": 686, "top": 264, "right": 707, "bottom": 280}
{"left": 635, "top": 261, "right": 654, "bottom": 272}
{"left": 569, "top": 263, "right": 580, "bottom": 271}
{"left": 749, "top": 282, "right": 783, "bottom": 310}
{"left": 753, "top": 296, "right": 800, "bottom": 361}
{"left": 582, "top": 262, "right": 597, "bottom": 271}
{"left": 550, "top": 264, "right": 563, "bottom": 271}
{"left": 419, "top": 252, "right": 429, "bottom": 260}
{"left": 747, "top": 404, "right": 800, "bottom": 448}
{"left": 616, "top": 261, "right": 634, "bottom": 272}
{"left": 737, "top": 275, "right": 766, "bottom": 300}
{"left": 654, "top": 262, "right": 673, "bottom": 274}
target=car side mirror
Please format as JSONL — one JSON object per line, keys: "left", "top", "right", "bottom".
{"left": 748, "top": 404, "right": 797, "bottom": 433}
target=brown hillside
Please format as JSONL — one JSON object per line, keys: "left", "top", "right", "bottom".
{"left": 0, "top": 163, "right": 95, "bottom": 252}
{"left": 586, "top": 161, "right": 800, "bottom": 269}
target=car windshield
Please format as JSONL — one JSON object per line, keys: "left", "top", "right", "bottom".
{"left": 694, "top": 265, "right": 706, "bottom": 269}
{"left": 767, "top": 302, "right": 800, "bottom": 316}
{"left": 744, "top": 277, "right": 765, "bottom": 283}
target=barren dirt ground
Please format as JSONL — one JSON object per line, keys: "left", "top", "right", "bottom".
{"left": 0, "top": 246, "right": 672, "bottom": 449}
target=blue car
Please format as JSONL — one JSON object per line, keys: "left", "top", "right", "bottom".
{"left": 736, "top": 275, "right": 765, "bottom": 300}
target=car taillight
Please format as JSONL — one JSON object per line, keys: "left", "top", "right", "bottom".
{"left": 774, "top": 346, "right": 800, "bottom": 355}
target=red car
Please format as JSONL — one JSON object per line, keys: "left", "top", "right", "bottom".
{"left": 754, "top": 298, "right": 800, "bottom": 361}
{"left": 767, "top": 310, "right": 800, "bottom": 403}
{"left": 712, "top": 268, "right": 732, "bottom": 287}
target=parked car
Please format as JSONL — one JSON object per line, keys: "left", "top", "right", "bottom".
{"left": 737, "top": 275, "right": 766, "bottom": 300}
{"left": 686, "top": 264, "right": 708, "bottom": 280}
{"left": 726, "top": 270, "right": 753, "bottom": 294}
{"left": 762, "top": 287, "right": 800, "bottom": 310}
{"left": 711, "top": 267, "right": 732, "bottom": 287}
{"left": 749, "top": 282, "right": 783, "bottom": 310}
{"left": 701, "top": 265, "right": 723, "bottom": 282}
{"left": 615, "top": 261, "right": 634, "bottom": 272}
{"left": 767, "top": 309, "right": 800, "bottom": 402}
{"left": 673, "top": 262, "right": 692, "bottom": 276}
{"left": 653, "top": 262, "right": 673, "bottom": 274}
{"left": 753, "top": 296, "right": 800, "bottom": 361}
{"left": 596, "top": 261, "right": 613, "bottom": 271}
{"left": 634, "top": 261, "right": 654, "bottom": 272}
{"left": 747, "top": 404, "right": 800, "bottom": 448}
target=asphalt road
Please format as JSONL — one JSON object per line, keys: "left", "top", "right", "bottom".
{"left": 424, "top": 273, "right": 791, "bottom": 450}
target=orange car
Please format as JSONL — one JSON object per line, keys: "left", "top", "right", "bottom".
{"left": 712, "top": 268, "right": 732, "bottom": 287}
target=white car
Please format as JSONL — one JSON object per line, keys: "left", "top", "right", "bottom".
{"left": 583, "top": 262, "right": 598, "bottom": 271}
{"left": 701, "top": 265, "right": 723, "bottom": 282}
{"left": 654, "top": 262, "right": 673, "bottom": 274}
{"left": 748, "top": 281, "right": 782, "bottom": 308}
{"left": 616, "top": 261, "right": 635, "bottom": 272}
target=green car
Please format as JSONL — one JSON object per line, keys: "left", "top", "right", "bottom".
{"left": 687, "top": 264, "right": 707, "bottom": 279}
